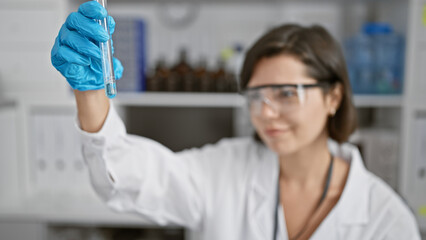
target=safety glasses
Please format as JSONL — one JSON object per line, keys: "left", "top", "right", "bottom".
{"left": 241, "top": 83, "right": 329, "bottom": 116}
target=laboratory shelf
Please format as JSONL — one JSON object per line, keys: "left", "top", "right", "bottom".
{"left": 8, "top": 92, "right": 403, "bottom": 109}
{"left": 115, "top": 92, "right": 245, "bottom": 108}
{"left": 114, "top": 92, "right": 402, "bottom": 108}
{"left": 353, "top": 95, "right": 403, "bottom": 108}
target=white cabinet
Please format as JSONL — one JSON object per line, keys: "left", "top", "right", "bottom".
{"left": 0, "top": 102, "right": 20, "bottom": 207}
{"left": 400, "top": 0, "right": 426, "bottom": 231}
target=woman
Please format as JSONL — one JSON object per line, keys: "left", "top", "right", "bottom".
{"left": 51, "top": 1, "right": 421, "bottom": 239}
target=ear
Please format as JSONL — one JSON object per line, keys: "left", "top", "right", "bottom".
{"left": 326, "top": 83, "right": 343, "bottom": 116}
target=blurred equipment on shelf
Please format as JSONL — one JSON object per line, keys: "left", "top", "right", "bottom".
{"left": 344, "top": 22, "right": 405, "bottom": 95}
{"left": 30, "top": 112, "right": 90, "bottom": 195}
{"left": 146, "top": 48, "right": 238, "bottom": 93}
{"left": 112, "top": 17, "right": 146, "bottom": 92}
{"left": 220, "top": 43, "right": 245, "bottom": 80}
{"left": 350, "top": 128, "right": 399, "bottom": 190}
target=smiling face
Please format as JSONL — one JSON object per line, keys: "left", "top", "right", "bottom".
{"left": 247, "top": 54, "right": 341, "bottom": 156}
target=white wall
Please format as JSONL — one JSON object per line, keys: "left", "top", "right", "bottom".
{"left": 103, "top": 2, "right": 343, "bottom": 68}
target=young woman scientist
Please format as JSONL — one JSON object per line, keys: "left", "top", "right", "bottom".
{"left": 51, "top": 1, "right": 421, "bottom": 239}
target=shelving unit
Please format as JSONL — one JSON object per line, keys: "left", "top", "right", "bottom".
{"left": 115, "top": 92, "right": 244, "bottom": 108}
{"left": 5, "top": 92, "right": 404, "bottom": 109}
{"left": 90, "top": 92, "right": 405, "bottom": 108}
{"left": 353, "top": 95, "right": 403, "bottom": 108}
{"left": 400, "top": 0, "right": 426, "bottom": 232}
{"left": 116, "top": 92, "right": 403, "bottom": 108}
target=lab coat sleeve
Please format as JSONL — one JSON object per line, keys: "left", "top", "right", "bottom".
{"left": 383, "top": 209, "right": 422, "bottom": 240}
{"left": 74, "top": 101, "right": 204, "bottom": 229}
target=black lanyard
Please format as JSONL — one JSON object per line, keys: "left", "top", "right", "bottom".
{"left": 272, "top": 154, "right": 334, "bottom": 240}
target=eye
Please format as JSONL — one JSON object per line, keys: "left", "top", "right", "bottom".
{"left": 277, "top": 88, "right": 296, "bottom": 98}
{"left": 246, "top": 90, "right": 261, "bottom": 102}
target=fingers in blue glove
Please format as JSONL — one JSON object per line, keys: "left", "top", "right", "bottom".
{"left": 113, "top": 57, "right": 123, "bottom": 80}
{"left": 56, "top": 63, "right": 87, "bottom": 80}
{"left": 78, "top": 1, "right": 107, "bottom": 20}
{"left": 59, "top": 25, "right": 101, "bottom": 60}
{"left": 110, "top": 38, "right": 115, "bottom": 55}
{"left": 53, "top": 44, "right": 91, "bottom": 67}
{"left": 59, "top": 63, "right": 104, "bottom": 91}
{"left": 66, "top": 11, "right": 109, "bottom": 43}
{"left": 89, "top": 57, "right": 122, "bottom": 80}
{"left": 108, "top": 16, "right": 116, "bottom": 35}
{"left": 51, "top": 37, "right": 65, "bottom": 66}
{"left": 78, "top": 1, "right": 115, "bottom": 35}
{"left": 89, "top": 58, "right": 103, "bottom": 76}
{"left": 83, "top": 16, "right": 115, "bottom": 51}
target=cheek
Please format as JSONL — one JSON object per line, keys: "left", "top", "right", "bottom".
{"left": 297, "top": 99, "right": 329, "bottom": 138}
{"left": 250, "top": 114, "right": 262, "bottom": 133}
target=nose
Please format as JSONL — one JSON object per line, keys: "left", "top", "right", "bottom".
{"left": 260, "top": 98, "right": 280, "bottom": 118}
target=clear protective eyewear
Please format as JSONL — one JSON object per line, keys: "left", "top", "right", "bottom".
{"left": 241, "top": 83, "right": 329, "bottom": 116}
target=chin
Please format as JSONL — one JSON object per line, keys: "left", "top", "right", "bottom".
{"left": 262, "top": 136, "right": 298, "bottom": 156}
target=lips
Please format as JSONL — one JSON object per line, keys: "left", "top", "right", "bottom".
{"left": 265, "top": 127, "right": 290, "bottom": 137}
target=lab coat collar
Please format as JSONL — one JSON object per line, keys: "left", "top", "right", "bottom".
{"left": 247, "top": 139, "right": 371, "bottom": 239}
{"left": 328, "top": 140, "right": 370, "bottom": 225}
{"left": 247, "top": 141, "right": 280, "bottom": 240}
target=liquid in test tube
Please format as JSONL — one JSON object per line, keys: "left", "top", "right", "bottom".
{"left": 96, "top": 0, "right": 117, "bottom": 99}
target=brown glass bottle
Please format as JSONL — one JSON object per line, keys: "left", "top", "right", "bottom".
{"left": 147, "top": 59, "right": 168, "bottom": 91}
{"left": 165, "top": 72, "right": 181, "bottom": 92}
{"left": 213, "top": 59, "right": 228, "bottom": 92}
{"left": 183, "top": 72, "right": 198, "bottom": 92}
{"left": 145, "top": 68, "right": 155, "bottom": 91}
{"left": 195, "top": 59, "right": 213, "bottom": 92}
{"left": 170, "top": 48, "right": 191, "bottom": 92}
{"left": 227, "top": 73, "right": 238, "bottom": 93}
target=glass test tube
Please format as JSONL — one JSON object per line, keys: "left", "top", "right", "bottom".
{"left": 97, "top": 0, "right": 117, "bottom": 99}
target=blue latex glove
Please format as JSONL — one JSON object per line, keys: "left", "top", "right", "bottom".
{"left": 51, "top": 1, "right": 123, "bottom": 91}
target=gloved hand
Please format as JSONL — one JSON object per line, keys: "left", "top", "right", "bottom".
{"left": 51, "top": 1, "right": 123, "bottom": 91}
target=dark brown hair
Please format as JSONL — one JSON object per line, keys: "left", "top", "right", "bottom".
{"left": 240, "top": 24, "right": 357, "bottom": 144}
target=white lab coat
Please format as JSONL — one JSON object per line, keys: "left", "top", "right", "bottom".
{"left": 76, "top": 103, "right": 421, "bottom": 240}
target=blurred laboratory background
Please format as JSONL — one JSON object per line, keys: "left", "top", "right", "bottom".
{"left": 0, "top": 0, "right": 426, "bottom": 239}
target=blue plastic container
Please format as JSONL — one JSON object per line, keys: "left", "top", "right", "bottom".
{"left": 344, "top": 23, "right": 404, "bottom": 94}
{"left": 369, "top": 23, "right": 404, "bottom": 94}
{"left": 345, "top": 30, "right": 374, "bottom": 94}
